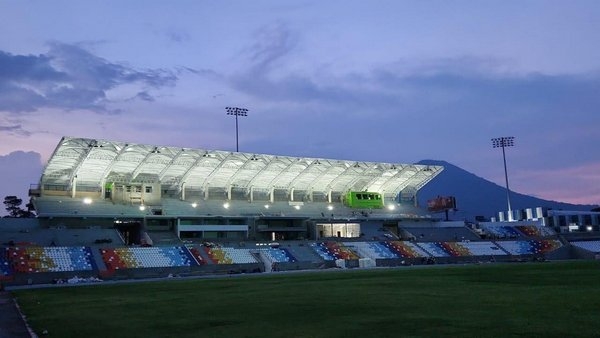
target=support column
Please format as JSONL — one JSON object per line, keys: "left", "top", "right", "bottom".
{"left": 71, "top": 177, "right": 77, "bottom": 198}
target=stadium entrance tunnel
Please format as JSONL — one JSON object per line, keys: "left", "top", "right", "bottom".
{"left": 114, "top": 221, "right": 142, "bottom": 245}
{"left": 316, "top": 222, "right": 361, "bottom": 239}
{"left": 258, "top": 230, "right": 306, "bottom": 241}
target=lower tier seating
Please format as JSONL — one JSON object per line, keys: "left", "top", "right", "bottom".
{"left": 514, "top": 225, "right": 555, "bottom": 237}
{"left": 569, "top": 241, "right": 600, "bottom": 253}
{"left": 415, "top": 242, "right": 451, "bottom": 257}
{"left": 203, "top": 247, "right": 258, "bottom": 264}
{"left": 457, "top": 241, "right": 507, "bottom": 256}
{"left": 4, "top": 246, "right": 95, "bottom": 273}
{"left": 385, "top": 241, "right": 429, "bottom": 258}
{"left": 480, "top": 225, "right": 523, "bottom": 238}
{"left": 481, "top": 224, "right": 555, "bottom": 238}
{"left": 101, "top": 246, "right": 196, "bottom": 270}
{"left": 1, "top": 248, "right": 13, "bottom": 278}
{"left": 496, "top": 240, "right": 563, "bottom": 255}
{"left": 310, "top": 242, "right": 359, "bottom": 261}
{"left": 260, "top": 248, "right": 297, "bottom": 263}
{"left": 343, "top": 242, "right": 401, "bottom": 259}
{"left": 187, "top": 246, "right": 207, "bottom": 265}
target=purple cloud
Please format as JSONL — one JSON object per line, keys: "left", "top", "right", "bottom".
{"left": 0, "top": 43, "right": 178, "bottom": 114}
{"left": 0, "top": 124, "right": 31, "bottom": 136}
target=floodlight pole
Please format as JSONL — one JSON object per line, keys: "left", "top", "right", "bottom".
{"left": 492, "top": 136, "right": 515, "bottom": 221}
{"left": 225, "top": 107, "right": 248, "bottom": 152}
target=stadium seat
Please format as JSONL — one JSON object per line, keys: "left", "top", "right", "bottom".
{"left": 4, "top": 246, "right": 95, "bottom": 273}
{"left": 100, "top": 246, "right": 197, "bottom": 270}
{"left": 570, "top": 240, "right": 600, "bottom": 253}
{"left": 385, "top": 241, "right": 429, "bottom": 258}
{"left": 496, "top": 240, "right": 562, "bottom": 255}
{"left": 310, "top": 242, "right": 359, "bottom": 261}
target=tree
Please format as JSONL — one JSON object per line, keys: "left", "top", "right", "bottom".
{"left": 3, "top": 195, "right": 36, "bottom": 218}
{"left": 23, "top": 198, "right": 36, "bottom": 217}
{"left": 4, "top": 195, "right": 22, "bottom": 217}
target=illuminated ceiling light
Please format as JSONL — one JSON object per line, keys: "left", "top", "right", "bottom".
{"left": 223, "top": 202, "right": 230, "bottom": 209}
{"left": 83, "top": 198, "right": 92, "bottom": 205}
{"left": 139, "top": 205, "right": 146, "bottom": 211}
{"left": 388, "top": 205, "right": 396, "bottom": 211}
{"left": 327, "top": 205, "right": 334, "bottom": 211}
{"left": 264, "top": 204, "right": 270, "bottom": 209}
{"left": 191, "top": 202, "right": 198, "bottom": 208}
{"left": 294, "top": 205, "right": 301, "bottom": 210}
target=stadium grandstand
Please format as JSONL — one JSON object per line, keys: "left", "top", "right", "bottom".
{"left": 28, "top": 136, "right": 444, "bottom": 240}
{"left": 0, "top": 136, "right": 597, "bottom": 286}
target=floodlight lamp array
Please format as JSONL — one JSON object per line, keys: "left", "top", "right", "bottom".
{"left": 225, "top": 107, "right": 248, "bottom": 116}
{"left": 491, "top": 136, "right": 515, "bottom": 148}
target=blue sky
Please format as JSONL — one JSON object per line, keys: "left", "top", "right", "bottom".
{"left": 1, "top": 0, "right": 599, "bottom": 210}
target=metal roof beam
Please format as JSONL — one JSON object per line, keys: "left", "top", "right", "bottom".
{"left": 264, "top": 158, "right": 304, "bottom": 190}
{"left": 99, "top": 142, "right": 136, "bottom": 184}
{"left": 389, "top": 165, "right": 426, "bottom": 193}
{"left": 324, "top": 161, "right": 361, "bottom": 192}
{"left": 223, "top": 153, "right": 265, "bottom": 189}
{"left": 158, "top": 148, "right": 188, "bottom": 181}
{"left": 377, "top": 164, "right": 412, "bottom": 193}
{"left": 244, "top": 156, "right": 286, "bottom": 190}
{"left": 67, "top": 139, "right": 99, "bottom": 186}
{"left": 286, "top": 159, "right": 324, "bottom": 193}
{"left": 304, "top": 159, "right": 339, "bottom": 193}
{"left": 337, "top": 162, "right": 372, "bottom": 192}
{"left": 198, "top": 152, "right": 235, "bottom": 188}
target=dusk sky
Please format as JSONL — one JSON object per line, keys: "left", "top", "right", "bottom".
{"left": 1, "top": 1, "right": 599, "bottom": 212}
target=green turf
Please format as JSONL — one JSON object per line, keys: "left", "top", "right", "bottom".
{"left": 13, "top": 261, "right": 600, "bottom": 338}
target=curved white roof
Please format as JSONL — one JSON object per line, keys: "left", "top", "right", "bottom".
{"left": 40, "top": 137, "right": 443, "bottom": 198}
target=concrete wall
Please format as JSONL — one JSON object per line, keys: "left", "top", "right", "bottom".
{"left": 0, "top": 218, "right": 40, "bottom": 230}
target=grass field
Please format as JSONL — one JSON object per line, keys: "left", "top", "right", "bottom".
{"left": 13, "top": 261, "right": 600, "bottom": 338}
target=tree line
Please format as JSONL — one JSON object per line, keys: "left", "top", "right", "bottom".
{"left": 3, "top": 196, "right": 36, "bottom": 218}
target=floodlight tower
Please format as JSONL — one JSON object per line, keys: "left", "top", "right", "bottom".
{"left": 492, "top": 136, "right": 515, "bottom": 221}
{"left": 225, "top": 107, "right": 248, "bottom": 152}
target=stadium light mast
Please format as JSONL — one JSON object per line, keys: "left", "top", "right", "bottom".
{"left": 225, "top": 107, "right": 248, "bottom": 152}
{"left": 492, "top": 136, "right": 515, "bottom": 221}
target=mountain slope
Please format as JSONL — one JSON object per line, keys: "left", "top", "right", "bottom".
{"left": 416, "top": 160, "right": 597, "bottom": 221}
